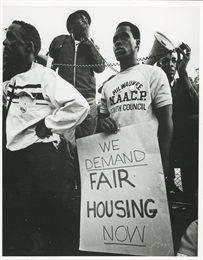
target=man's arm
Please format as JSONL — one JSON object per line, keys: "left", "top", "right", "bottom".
{"left": 81, "top": 38, "right": 105, "bottom": 73}
{"left": 155, "top": 104, "right": 173, "bottom": 177}
{"left": 48, "top": 35, "right": 66, "bottom": 71}
{"left": 177, "top": 43, "right": 199, "bottom": 108}
{"left": 178, "top": 68, "right": 199, "bottom": 108}
{"left": 42, "top": 71, "right": 90, "bottom": 135}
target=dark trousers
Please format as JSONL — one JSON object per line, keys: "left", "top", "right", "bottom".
{"left": 169, "top": 136, "right": 198, "bottom": 201}
{"left": 3, "top": 140, "right": 75, "bottom": 254}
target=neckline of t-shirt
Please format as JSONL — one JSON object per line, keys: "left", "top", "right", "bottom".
{"left": 119, "top": 64, "right": 140, "bottom": 74}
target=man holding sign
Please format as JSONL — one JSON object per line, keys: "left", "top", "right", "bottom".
{"left": 77, "top": 21, "right": 174, "bottom": 256}
{"left": 99, "top": 21, "right": 173, "bottom": 182}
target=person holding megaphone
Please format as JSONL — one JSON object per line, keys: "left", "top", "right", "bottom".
{"left": 157, "top": 43, "right": 199, "bottom": 204}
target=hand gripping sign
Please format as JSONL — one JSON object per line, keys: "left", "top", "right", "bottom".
{"left": 76, "top": 121, "right": 174, "bottom": 256}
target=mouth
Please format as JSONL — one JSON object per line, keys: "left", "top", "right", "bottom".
{"left": 3, "top": 47, "right": 9, "bottom": 54}
{"left": 115, "top": 48, "right": 125, "bottom": 56}
{"left": 115, "top": 47, "right": 123, "bottom": 52}
{"left": 166, "top": 68, "right": 175, "bottom": 76}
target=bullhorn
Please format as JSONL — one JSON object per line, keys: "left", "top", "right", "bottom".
{"left": 143, "top": 31, "right": 175, "bottom": 65}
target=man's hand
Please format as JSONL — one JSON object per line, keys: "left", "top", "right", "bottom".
{"left": 176, "top": 42, "right": 191, "bottom": 72}
{"left": 36, "top": 119, "right": 52, "bottom": 138}
{"left": 80, "top": 26, "right": 90, "bottom": 40}
{"left": 72, "top": 19, "right": 90, "bottom": 41}
{"left": 100, "top": 116, "right": 119, "bottom": 134}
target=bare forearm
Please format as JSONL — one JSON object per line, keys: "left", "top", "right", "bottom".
{"left": 156, "top": 105, "right": 173, "bottom": 176}
{"left": 158, "top": 117, "right": 173, "bottom": 162}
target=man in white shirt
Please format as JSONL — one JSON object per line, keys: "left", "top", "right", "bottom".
{"left": 99, "top": 21, "right": 173, "bottom": 184}
{"left": 3, "top": 20, "right": 89, "bottom": 255}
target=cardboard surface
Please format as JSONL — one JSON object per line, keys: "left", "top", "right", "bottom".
{"left": 77, "top": 122, "right": 174, "bottom": 256}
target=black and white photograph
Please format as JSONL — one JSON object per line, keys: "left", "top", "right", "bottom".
{"left": 1, "top": 0, "right": 202, "bottom": 258}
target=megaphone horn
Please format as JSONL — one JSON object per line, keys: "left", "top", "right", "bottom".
{"left": 143, "top": 31, "right": 175, "bottom": 65}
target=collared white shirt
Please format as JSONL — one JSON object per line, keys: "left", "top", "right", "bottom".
{"left": 3, "top": 62, "right": 90, "bottom": 151}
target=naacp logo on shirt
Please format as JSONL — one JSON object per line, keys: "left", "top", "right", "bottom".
{"left": 109, "top": 80, "right": 147, "bottom": 114}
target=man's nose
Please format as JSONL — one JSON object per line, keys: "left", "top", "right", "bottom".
{"left": 169, "top": 60, "right": 175, "bottom": 67}
{"left": 115, "top": 38, "right": 122, "bottom": 46}
{"left": 82, "top": 16, "right": 88, "bottom": 24}
{"left": 3, "top": 38, "right": 8, "bottom": 46}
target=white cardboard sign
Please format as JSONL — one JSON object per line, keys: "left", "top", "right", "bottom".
{"left": 76, "top": 122, "right": 174, "bottom": 256}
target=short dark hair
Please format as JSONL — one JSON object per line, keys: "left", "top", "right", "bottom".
{"left": 116, "top": 21, "right": 140, "bottom": 40}
{"left": 12, "top": 20, "right": 41, "bottom": 57}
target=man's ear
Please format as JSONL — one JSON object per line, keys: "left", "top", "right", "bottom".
{"left": 135, "top": 39, "right": 140, "bottom": 50}
{"left": 25, "top": 41, "right": 34, "bottom": 53}
{"left": 156, "top": 61, "right": 162, "bottom": 67}
{"left": 69, "top": 24, "right": 73, "bottom": 33}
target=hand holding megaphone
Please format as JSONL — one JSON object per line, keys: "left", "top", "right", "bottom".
{"left": 176, "top": 42, "right": 191, "bottom": 71}
{"left": 80, "top": 25, "right": 90, "bottom": 41}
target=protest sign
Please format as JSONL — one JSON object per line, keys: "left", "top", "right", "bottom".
{"left": 76, "top": 121, "right": 174, "bottom": 256}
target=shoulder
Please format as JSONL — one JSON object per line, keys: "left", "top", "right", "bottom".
{"left": 50, "top": 34, "right": 70, "bottom": 47}
{"left": 133, "top": 64, "right": 168, "bottom": 84}
{"left": 137, "top": 64, "right": 165, "bottom": 75}
{"left": 102, "top": 74, "right": 117, "bottom": 93}
{"left": 32, "top": 63, "right": 56, "bottom": 77}
{"left": 53, "top": 34, "right": 69, "bottom": 41}
{"left": 187, "top": 219, "right": 198, "bottom": 235}
{"left": 32, "top": 63, "right": 69, "bottom": 88}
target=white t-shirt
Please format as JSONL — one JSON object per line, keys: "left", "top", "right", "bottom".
{"left": 100, "top": 64, "right": 172, "bottom": 130}
{"left": 3, "top": 62, "right": 89, "bottom": 151}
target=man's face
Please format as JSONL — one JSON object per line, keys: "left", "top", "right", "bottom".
{"left": 113, "top": 25, "right": 137, "bottom": 62}
{"left": 3, "top": 23, "right": 27, "bottom": 65}
{"left": 71, "top": 14, "right": 90, "bottom": 39}
{"left": 158, "top": 53, "right": 177, "bottom": 83}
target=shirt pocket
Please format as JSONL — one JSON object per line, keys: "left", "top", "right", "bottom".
{"left": 18, "top": 91, "right": 37, "bottom": 114}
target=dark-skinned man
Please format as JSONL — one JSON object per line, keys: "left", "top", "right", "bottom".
{"left": 3, "top": 20, "right": 89, "bottom": 255}
{"left": 99, "top": 21, "right": 173, "bottom": 195}
{"left": 157, "top": 43, "right": 199, "bottom": 203}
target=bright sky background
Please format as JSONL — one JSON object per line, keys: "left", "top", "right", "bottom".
{"left": 1, "top": 1, "right": 202, "bottom": 98}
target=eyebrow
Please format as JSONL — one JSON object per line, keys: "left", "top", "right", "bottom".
{"left": 5, "top": 30, "right": 15, "bottom": 36}
{"left": 113, "top": 32, "right": 128, "bottom": 43}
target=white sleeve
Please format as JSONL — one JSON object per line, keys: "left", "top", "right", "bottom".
{"left": 100, "top": 84, "right": 109, "bottom": 115}
{"left": 2, "top": 81, "right": 10, "bottom": 107}
{"left": 151, "top": 67, "right": 172, "bottom": 109}
{"left": 42, "top": 70, "right": 90, "bottom": 134}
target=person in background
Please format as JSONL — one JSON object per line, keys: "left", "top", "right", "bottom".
{"left": 48, "top": 10, "right": 105, "bottom": 191}
{"left": 176, "top": 219, "right": 198, "bottom": 256}
{"left": 157, "top": 44, "right": 199, "bottom": 203}
{"left": 194, "top": 67, "right": 199, "bottom": 89}
{"left": 48, "top": 10, "right": 105, "bottom": 140}
{"left": 99, "top": 21, "right": 173, "bottom": 185}
{"left": 2, "top": 20, "right": 89, "bottom": 255}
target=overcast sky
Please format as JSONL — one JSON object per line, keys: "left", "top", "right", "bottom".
{"left": 1, "top": 1, "right": 202, "bottom": 97}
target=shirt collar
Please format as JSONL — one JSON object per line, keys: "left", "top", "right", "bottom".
{"left": 170, "top": 79, "right": 175, "bottom": 87}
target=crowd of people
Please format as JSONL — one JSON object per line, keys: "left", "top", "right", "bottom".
{"left": 2, "top": 9, "right": 199, "bottom": 256}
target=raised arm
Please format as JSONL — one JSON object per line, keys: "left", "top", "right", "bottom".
{"left": 81, "top": 38, "right": 105, "bottom": 73}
